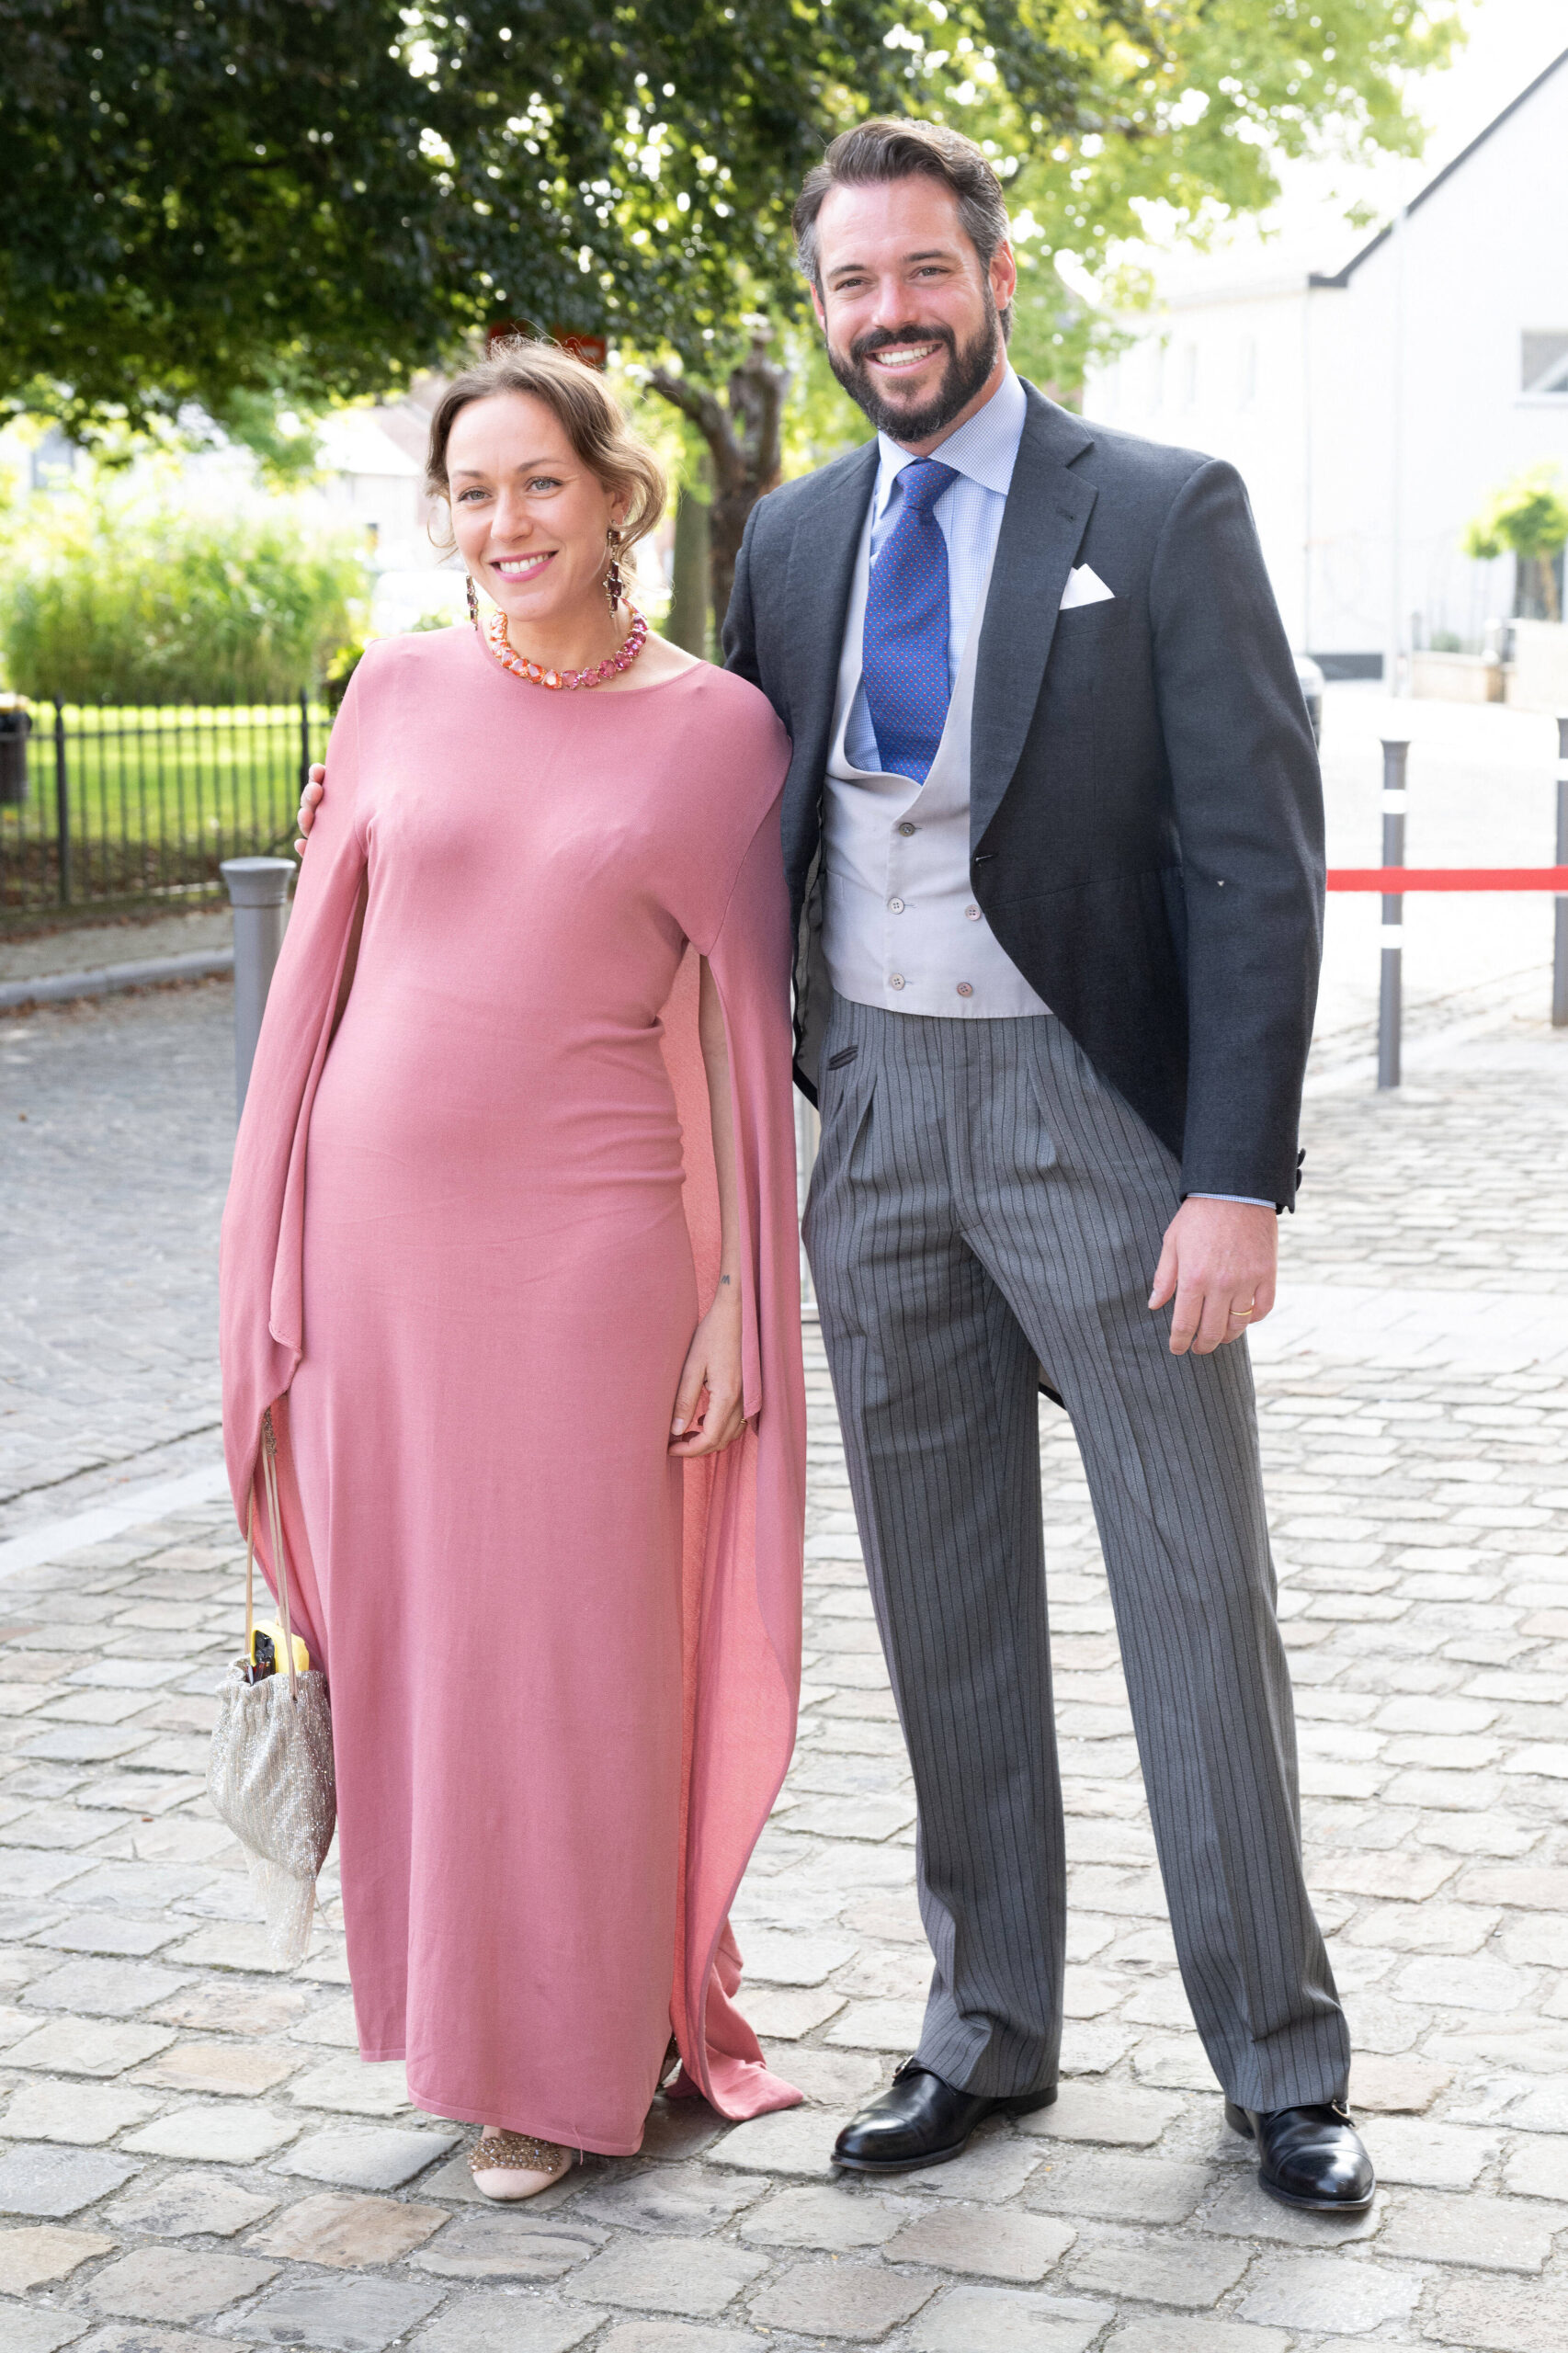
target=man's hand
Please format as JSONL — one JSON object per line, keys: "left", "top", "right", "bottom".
{"left": 295, "top": 765, "right": 325, "bottom": 856}
{"left": 1148, "top": 1199, "right": 1277, "bottom": 1357}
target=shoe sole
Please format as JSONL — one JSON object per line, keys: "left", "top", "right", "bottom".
{"left": 1223, "top": 2100, "right": 1376, "bottom": 2215}
{"left": 833, "top": 2085, "right": 1057, "bottom": 2175}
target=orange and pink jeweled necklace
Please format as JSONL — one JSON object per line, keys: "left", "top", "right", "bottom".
{"left": 483, "top": 605, "right": 648, "bottom": 691}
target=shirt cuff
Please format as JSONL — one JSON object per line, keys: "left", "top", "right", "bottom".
{"left": 1191, "top": 1193, "right": 1274, "bottom": 1208}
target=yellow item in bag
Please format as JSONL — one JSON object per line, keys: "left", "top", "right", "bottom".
{"left": 249, "top": 1621, "right": 311, "bottom": 1679}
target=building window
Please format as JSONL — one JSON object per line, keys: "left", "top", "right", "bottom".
{"left": 1237, "top": 338, "right": 1257, "bottom": 409}
{"left": 1521, "top": 332, "right": 1568, "bottom": 396}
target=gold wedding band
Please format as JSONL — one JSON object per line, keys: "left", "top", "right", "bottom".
{"left": 1229, "top": 1303, "right": 1256, "bottom": 1321}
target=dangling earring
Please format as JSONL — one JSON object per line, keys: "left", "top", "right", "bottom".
{"left": 605, "top": 529, "right": 625, "bottom": 613}
{"left": 466, "top": 575, "right": 480, "bottom": 631}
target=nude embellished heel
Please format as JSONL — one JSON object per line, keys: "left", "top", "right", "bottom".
{"left": 468, "top": 2131, "right": 578, "bottom": 2201}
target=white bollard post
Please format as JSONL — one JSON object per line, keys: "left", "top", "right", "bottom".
{"left": 1377, "top": 737, "right": 1410, "bottom": 1090}
{"left": 222, "top": 857, "right": 295, "bottom": 1117}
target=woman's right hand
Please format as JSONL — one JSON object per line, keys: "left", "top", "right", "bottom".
{"left": 295, "top": 766, "right": 326, "bottom": 855}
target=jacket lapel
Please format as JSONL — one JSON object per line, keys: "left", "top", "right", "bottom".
{"left": 970, "top": 388, "right": 1096, "bottom": 849}
{"left": 782, "top": 440, "right": 879, "bottom": 804}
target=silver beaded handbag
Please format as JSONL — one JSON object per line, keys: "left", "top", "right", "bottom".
{"left": 208, "top": 1408, "right": 336, "bottom": 1966}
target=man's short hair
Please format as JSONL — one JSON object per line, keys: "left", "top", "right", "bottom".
{"left": 793, "top": 119, "right": 1013, "bottom": 337}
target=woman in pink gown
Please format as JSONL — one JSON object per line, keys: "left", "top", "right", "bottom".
{"left": 221, "top": 344, "right": 806, "bottom": 2193}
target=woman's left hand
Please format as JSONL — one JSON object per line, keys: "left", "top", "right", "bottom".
{"left": 669, "top": 1283, "right": 746, "bottom": 1458}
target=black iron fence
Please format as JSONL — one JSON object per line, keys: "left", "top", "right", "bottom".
{"left": 0, "top": 695, "right": 328, "bottom": 927}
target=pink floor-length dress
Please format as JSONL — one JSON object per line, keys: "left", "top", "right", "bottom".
{"left": 220, "top": 626, "right": 806, "bottom": 2151}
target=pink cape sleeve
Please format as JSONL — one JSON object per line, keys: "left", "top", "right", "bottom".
{"left": 658, "top": 790, "right": 809, "bottom": 2121}
{"left": 218, "top": 665, "right": 371, "bottom": 1668}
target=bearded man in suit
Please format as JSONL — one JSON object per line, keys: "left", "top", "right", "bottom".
{"left": 722, "top": 118, "right": 1371, "bottom": 2213}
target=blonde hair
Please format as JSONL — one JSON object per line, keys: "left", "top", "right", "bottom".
{"left": 425, "top": 338, "right": 665, "bottom": 554}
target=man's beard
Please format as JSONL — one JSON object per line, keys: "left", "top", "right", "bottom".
{"left": 825, "top": 295, "right": 1002, "bottom": 442}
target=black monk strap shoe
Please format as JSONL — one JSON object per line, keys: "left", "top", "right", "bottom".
{"left": 1225, "top": 2099, "right": 1376, "bottom": 2213}
{"left": 833, "top": 2058, "right": 1057, "bottom": 2174}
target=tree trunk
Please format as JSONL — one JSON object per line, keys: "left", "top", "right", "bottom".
{"left": 666, "top": 461, "right": 711, "bottom": 656}
{"left": 1540, "top": 551, "right": 1562, "bottom": 625}
{"left": 650, "top": 333, "right": 790, "bottom": 641}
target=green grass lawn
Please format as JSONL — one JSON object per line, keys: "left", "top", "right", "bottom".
{"left": 1, "top": 700, "right": 329, "bottom": 925}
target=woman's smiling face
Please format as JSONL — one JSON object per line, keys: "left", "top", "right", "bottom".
{"left": 445, "top": 391, "right": 626, "bottom": 637}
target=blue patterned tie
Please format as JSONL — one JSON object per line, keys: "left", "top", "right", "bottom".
{"left": 862, "top": 457, "right": 957, "bottom": 785}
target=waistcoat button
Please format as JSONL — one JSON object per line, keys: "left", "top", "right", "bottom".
{"left": 888, "top": 897, "right": 905, "bottom": 914}
{"left": 888, "top": 974, "right": 906, "bottom": 990}
{"left": 956, "top": 982, "right": 973, "bottom": 998}
{"left": 896, "top": 822, "right": 916, "bottom": 836}
{"left": 964, "top": 904, "right": 980, "bottom": 921}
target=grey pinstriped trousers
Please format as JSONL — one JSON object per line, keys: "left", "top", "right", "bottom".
{"left": 801, "top": 995, "right": 1350, "bottom": 2112}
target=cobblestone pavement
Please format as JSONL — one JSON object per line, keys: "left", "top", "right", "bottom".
{"left": 1, "top": 983, "right": 1566, "bottom": 2353}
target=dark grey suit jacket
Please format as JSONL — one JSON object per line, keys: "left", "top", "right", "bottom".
{"left": 722, "top": 379, "right": 1324, "bottom": 1211}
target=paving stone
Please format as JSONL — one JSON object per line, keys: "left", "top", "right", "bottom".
{"left": 1362, "top": 2115, "right": 1499, "bottom": 2187}
{"left": 119, "top": 2102, "right": 302, "bottom": 2164}
{"left": 1504, "top": 2135, "right": 1568, "bottom": 2200}
{"left": 6, "top": 2017, "right": 177, "bottom": 2075}
{"left": 574, "top": 2165, "right": 766, "bottom": 2236}
{"left": 1505, "top": 2079, "right": 1568, "bottom": 2131}
{"left": 570, "top": 2234, "right": 768, "bottom": 2317}
{"left": 1425, "top": 2271, "right": 1568, "bottom": 2351}
{"left": 703, "top": 2107, "right": 846, "bottom": 2177}
{"left": 131, "top": 2041, "right": 301, "bottom": 2097}
{"left": 0, "top": 2081, "right": 158, "bottom": 2144}
{"left": 147, "top": 1982, "right": 308, "bottom": 2038}
{"left": 738, "top": 1984, "right": 845, "bottom": 2038}
{"left": 1025, "top": 2152, "right": 1211, "bottom": 2225}
{"left": 907, "top": 2283, "right": 1112, "bottom": 2351}
{"left": 81, "top": 2245, "right": 279, "bottom": 2322}
{"left": 765, "top": 2045, "right": 881, "bottom": 2107}
{"left": 0, "top": 2222, "right": 116, "bottom": 2290}
{"left": 735, "top": 1929, "right": 856, "bottom": 1984}
{"left": 1103, "top": 2325, "right": 1289, "bottom": 2353}
{"left": 102, "top": 2170, "right": 278, "bottom": 2239}
{"left": 30, "top": 1915, "right": 182, "bottom": 1959}
{"left": 285, "top": 2055, "right": 412, "bottom": 2116}
{"left": 738, "top": 2182, "right": 910, "bottom": 2249}
{"left": 908, "top": 2130, "right": 1043, "bottom": 2201}
{"left": 22, "top": 1961, "right": 193, "bottom": 2018}
{"left": 1346, "top": 2052, "right": 1452, "bottom": 2110}
{"left": 748, "top": 2256, "right": 937, "bottom": 2339}
{"left": 884, "top": 2200, "right": 1076, "bottom": 2281}
{"left": 229, "top": 2274, "right": 445, "bottom": 2350}
{"left": 1378, "top": 2186, "right": 1566, "bottom": 2270}
{"left": 1066, "top": 2234, "right": 1251, "bottom": 2305}
{"left": 0, "top": 2302, "right": 90, "bottom": 2352}
{"left": 271, "top": 2124, "right": 462, "bottom": 2191}
{"left": 406, "top": 2298, "right": 610, "bottom": 2352}
{"left": 408, "top": 2208, "right": 607, "bottom": 2280}
{"left": 0, "top": 2143, "right": 139, "bottom": 2218}
{"left": 1240, "top": 2252, "right": 1421, "bottom": 2332}
{"left": 63, "top": 2325, "right": 231, "bottom": 2353}
{"left": 245, "top": 2188, "right": 447, "bottom": 2267}
{"left": 1018, "top": 2083, "right": 1183, "bottom": 2147}
{"left": 594, "top": 2328, "right": 760, "bottom": 2353}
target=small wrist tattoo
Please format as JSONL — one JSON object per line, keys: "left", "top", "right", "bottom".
{"left": 720, "top": 1274, "right": 732, "bottom": 1286}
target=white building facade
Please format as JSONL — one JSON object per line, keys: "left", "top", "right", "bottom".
{"left": 1083, "top": 48, "right": 1568, "bottom": 676}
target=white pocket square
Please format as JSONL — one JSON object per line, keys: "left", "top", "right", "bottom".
{"left": 1060, "top": 563, "right": 1116, "bottom": 610}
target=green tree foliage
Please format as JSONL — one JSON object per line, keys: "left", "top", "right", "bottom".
{"left": 1463, "top": 466, "right": 1568, "bottom": 624}
{"left": 0, "top": 0, "right": 914, "bottom": 445}
{"left": 0, "top": 487, "right": 366, "bottom": 702}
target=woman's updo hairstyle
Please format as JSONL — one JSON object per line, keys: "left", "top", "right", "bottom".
{"left": 425, "top": 337, "right": 665, "bottom": 555}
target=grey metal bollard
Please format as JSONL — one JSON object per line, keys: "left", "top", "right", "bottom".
{"left": 1554, "top": 714, "right": 1568, "bottom": 1029}
{"left": 222, "top": 857, "right": 295, "bottom": 1116}
{"left": 1377, "top": 736, "right": 1410, "bottom": 1090}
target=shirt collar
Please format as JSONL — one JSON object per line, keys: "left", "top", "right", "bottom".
{"left": 873, "top": 366, "right": 1028, "bottom": 517}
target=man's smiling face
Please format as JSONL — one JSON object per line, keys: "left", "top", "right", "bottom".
{"left": 811, "top": 174, "right": 1016, "bottom": 451}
